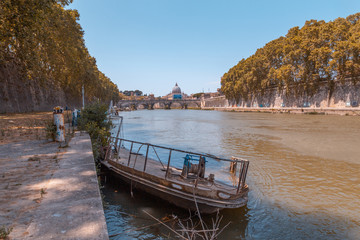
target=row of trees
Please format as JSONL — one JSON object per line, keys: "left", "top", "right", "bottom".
{"left": 120, "top": 90, "right": 143, "bottom": 97}
{"left": 221, "top": 13, "right": 360, "bottom": 101}
{"left": 0, "top": 0, "right": 119, "bottom": 103}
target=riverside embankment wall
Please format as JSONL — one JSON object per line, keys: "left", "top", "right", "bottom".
{"left": 0, "top": 63, "right": 82, "bottom": 113}
{"left": 201, "top": 81, "right": 360, "bottom": 115}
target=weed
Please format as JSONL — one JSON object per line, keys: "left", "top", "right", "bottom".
{"left": 1, "top": 129, "right": 5, "bottom": 136}
{"left": 28, "top": 156, "right": 40, "bottom": 162}
{"left": 0, "top": 226, "right": 13, "bottom": 239}
{"left": 45, "top": 120, "right": 57, "bottom": 141}
{"left": 40, "top": 188, "right": 47, "bottom": 197}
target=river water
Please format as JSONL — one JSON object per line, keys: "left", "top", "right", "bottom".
{"left": 102, "top": 110, "right": 360, "bottom": 239}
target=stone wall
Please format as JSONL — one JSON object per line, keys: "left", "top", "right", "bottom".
{"left": 201, "top": 96, "right": 228, "bottom": 108}
{"left": 0, "top": 63, "right": 82, "bottom": 113}
{"left": 202, "top": 81, "right": 360, "bottom": 110}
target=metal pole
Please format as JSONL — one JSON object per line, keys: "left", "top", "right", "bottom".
{"left": 116, "top": 139, "right": 122, "bottom": 162}
{"left": 114, "top": 117, "right": 123, "bottom": 147}
{"left": 118, "top": 139, "right": 122, "bottom": 153}
{"left": 127, "top": 142, "right": 133, "bottom": 166}
{"left": 117, "top": 137, "right": 247, "bottom": 163}
{"left": 104, "top": 139, "right": 112, "bottom": 162}
{"left": 241, "top": 161, "right": 249, "bottom": 189}
{"left": 143, "top": 144, "right": 150, "bottom": 172}
{"left": 165, "top": 150, "right": 172, "bottom": 178}
{"left": 237, "top": 161, "right": 245, "bottom": 194}
{"left": 194, "top": 155, "right": 203, "bottom": 188}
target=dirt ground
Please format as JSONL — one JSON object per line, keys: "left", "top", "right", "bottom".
{"left": 0, "top": 140, "right": 62, "bottom": 239}
{"left": 0, "top": 112, "right": 70, "bottom": 239}
{"left": 0, "top": 111, "right": 73, "bottom": 145}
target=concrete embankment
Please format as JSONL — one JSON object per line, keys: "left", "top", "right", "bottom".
{"left": 202, "top": 106, "right": 360, "bottom": 115}
{"left": 0, "top": 132, "right": 108, "bottom": 239}
{"left": 201, "top": 80, "right": 360, "bottom": 115}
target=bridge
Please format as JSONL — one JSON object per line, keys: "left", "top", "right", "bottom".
{"left": 117, "top": 99, "right": 201, "bottom": 110}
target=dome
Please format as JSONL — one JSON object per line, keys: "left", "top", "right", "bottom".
{"left": 172, "top": 83, "right": 181, "bottom": 94}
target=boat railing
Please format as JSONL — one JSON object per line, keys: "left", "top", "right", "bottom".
{"left": 105, "top": 137, "right": 249, "bottom": 193}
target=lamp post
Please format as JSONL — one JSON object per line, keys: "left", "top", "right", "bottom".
{"left": 82, "top": 85, "right": 85, "bottom": 109}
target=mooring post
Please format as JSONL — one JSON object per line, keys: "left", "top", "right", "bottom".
{"left": 53, "top": 106, "right": 65, "bottom": 142}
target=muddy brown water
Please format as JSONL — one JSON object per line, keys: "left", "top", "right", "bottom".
{"left": 102, "top": 110, "right": 360, "bottom": 239}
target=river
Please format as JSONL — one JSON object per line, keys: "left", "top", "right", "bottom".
{"left": 102, "top": 110, "right": 360, "bottom": 239}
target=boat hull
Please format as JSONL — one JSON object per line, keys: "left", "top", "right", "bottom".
{"left": 102, "top": 160, "right": 248, "bottom": 214}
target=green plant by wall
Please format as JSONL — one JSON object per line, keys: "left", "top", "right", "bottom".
{"left": 78, "top": 102, "right": 112, "bottom": 162}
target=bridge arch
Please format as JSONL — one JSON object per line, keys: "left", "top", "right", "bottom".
{"left": 169, "top": 102, "right": 182, "bottom": 109}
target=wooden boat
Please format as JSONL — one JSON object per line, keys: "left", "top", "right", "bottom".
{"left": 102, "top": 137, "right": 249, "bottom": 214}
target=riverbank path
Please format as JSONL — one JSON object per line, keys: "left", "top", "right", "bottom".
{"left": 0, "top": 132, "right": 109, "bottom": 239}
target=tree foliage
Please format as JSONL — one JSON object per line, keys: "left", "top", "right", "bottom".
{"left": 191, "top": 92, "right": 203, "bottom": 99}
{"left": 221, "top": 13, "right": 360, "bottom": 100}
{"left": 0, "top": 0, "right": 119, "bottom": 103}
{"left": 120, "top": 90, "right": 143, "bottom": 96}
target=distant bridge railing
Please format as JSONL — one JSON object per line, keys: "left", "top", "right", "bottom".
{"left": 117, "top": 99, "right": 201, "bottom": 109}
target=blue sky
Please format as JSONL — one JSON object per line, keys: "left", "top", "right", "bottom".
{"left": 68, "top": 0, "right": 359, "bottom": 96}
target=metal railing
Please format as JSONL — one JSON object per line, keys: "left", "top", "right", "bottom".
{"left": 105, "top": 137, "right": 249, "bottom": 193}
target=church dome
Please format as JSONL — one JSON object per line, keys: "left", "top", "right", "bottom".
{"left": 172, "top": 83, "right": 181, "bottom": 94}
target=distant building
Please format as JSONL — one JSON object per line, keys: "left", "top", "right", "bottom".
{"left": 162, "top": 83, "right": 189, "bottom": 100}
{"left": 172, "top": 83, "right": 182, "bottom": 100}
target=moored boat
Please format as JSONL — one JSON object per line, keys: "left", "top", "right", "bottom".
{"left": 102, "top": 137, "right": 249, "bottom": 214}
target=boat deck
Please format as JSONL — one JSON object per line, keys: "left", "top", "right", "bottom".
{"left": 107, "top": 146, "right": 240, "bottom": 197}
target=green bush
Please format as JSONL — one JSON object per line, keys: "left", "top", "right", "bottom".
{"left": 78, "top": 102, "right": 112, "bottom": 162}
{"left": 78, "top": 102, "right": 110, "bottom": 130}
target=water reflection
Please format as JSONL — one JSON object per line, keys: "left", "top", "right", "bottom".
{"left": 104, "top": 110, "right": 360, "bottom": 239}
{"left": 102, "top": 172, "right": 249, "bottom": 239}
